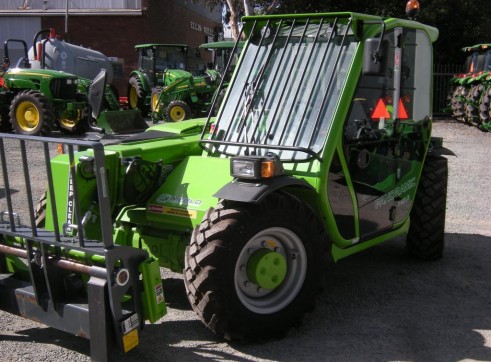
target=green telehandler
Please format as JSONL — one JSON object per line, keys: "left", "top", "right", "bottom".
{"left": 0, "top": 6, "right": 449, "bottom": 360}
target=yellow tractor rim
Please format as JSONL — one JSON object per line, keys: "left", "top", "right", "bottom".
{"left": 59, "top": 110, "right": 81, "bottom": 129}
{"left": 129, "top": 87, "right": 138, "bottom": 108}
{"left": 16, "top": 101, "right": 40, "bottom": 131}
{"left": 151, "top": 93, "right": 161, "bottom": 112}
{"left": 169, "top": 105, "right": 186, "bottom": 121}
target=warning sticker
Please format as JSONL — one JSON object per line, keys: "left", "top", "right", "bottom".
{"left": 148, "top": 205, "right": 197, "bottom": 219}
{"left": 148, "top": 204, "right": 164, "bottom": 213}
{"left": 155, "top": 283, "right": 165, "bottom": 304}
{"left": 123, "top": 328, "right": 139, "bottom": 353}
{"left": 163, "top": 206, "right": 197, "bottom": 219}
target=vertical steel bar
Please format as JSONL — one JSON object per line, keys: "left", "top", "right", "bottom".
{"left": 0, "top": 138, "right": 15, "bottom": 231}
{"left": 43, "top": 143, "right": 61, "bottom": 241}
{"left": 67, "top": 145, "right": 85, "bottom": 246}
{"left": 92, "top": 144, "right": 114, "bottom": 249}
{"left": 19, "top": 139, "right": 37, "bottom": 235}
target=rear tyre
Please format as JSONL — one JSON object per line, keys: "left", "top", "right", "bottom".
{"left": 451, "top": 86, "right": 467, "bottom": 122}
{"left": 465, "top": 84, "right": 483, "bottom": 125}
{"left": 406, "top": 156, "right": 448, "bottom": 260}
{"left": 127, "top": 75, "right": 148, "bottom": 114}
{"left": 184, "top": 192, "right": 326, "bottom": 342}
{"left": 479, "top": 86, "right": 491, "bottom": 131}
{"left": 165, "top": 100, "right": 191, "bottom": 122}
{"left": 9, "top": 90, "right": 53, "bottom": 136}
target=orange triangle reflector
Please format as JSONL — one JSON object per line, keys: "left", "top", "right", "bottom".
{"left": 370, "top": 99, "right": 390, "bottom": 119}
{"left": 397, "top": 99, "right": 409, "bottom": 119}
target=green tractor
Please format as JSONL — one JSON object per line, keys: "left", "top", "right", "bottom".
{"left": 127, "top": 43, "right": 188, "bottom": 115}
{"left": 0, "top": 8, "right": 449, "bottom": 359}
{"left": 0, "top": 39, "right": 91, "bottom": 135}
{"left": 29, "top": 28, "right": 148, "bottom": 134}
{"left": 449, "top": 43, "right": 491, "bottom": 130}
{"left": 149, "top": 67, "right": 221, "bottom": 122}
{"left": 150, "top": 41, "right": 244, "bottom": 123}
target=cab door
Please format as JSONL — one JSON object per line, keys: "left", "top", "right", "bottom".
{"left": 335, "top": 27, "right": 433, "bottom": 241}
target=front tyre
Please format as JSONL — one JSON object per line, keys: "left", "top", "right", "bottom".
{"left": 184, "top": 192, "right": 326, "bottom": 342}
{"left": 9, "top": 90, "right": 53, "bottom": 136}
{"left": 165, "top": 100, "right": 191, "bottom": 122}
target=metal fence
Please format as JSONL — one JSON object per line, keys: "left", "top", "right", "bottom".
{"left": 433, "top": 63, "right": 462, "bottom": 117}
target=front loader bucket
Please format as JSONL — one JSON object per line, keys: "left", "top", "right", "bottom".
{"left": 96, "top": 109, "right": 149, "bottom": 134}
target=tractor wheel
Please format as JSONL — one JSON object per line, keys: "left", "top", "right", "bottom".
{"left": 465, "top": 84, "right": 483, "bottom": 125}
{"left": 59, "top": 110, "right": 89, "bottom": 135}
{"left": 184, "top": 192, "right": 327, "bottom": 342}
{"left": 165, "top": 100, "right": 191, "bottom": 122}
{"left": 127, "top": 76, "right": 148, "bottom": 114}
{"left": 450, "top": 86, "right": 467, "bottom": 122}
{"left": 150, "top": 88, "right": 161, "bottom": 112}
{"left": 406, "top": 156, "right": 448, "bottom": 260}
{"left": 479, "top": 86, "right": 491, "bottom": 131}
{"left": 9, "top": 90, "right": 53, "bottom": 136}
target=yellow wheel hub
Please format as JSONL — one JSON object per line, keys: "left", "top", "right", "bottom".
{"left": 16, "top": 101, "right": 40, "bottom": 131}
{"left": 169, "top": 105, "right": 186, "bottom": 121}
{"left": 60, "top": 110, "right": 81, "bottom": 129}
{"left": 129, "top": 87, "right": 138, "bottom": 108}
{"left": 152, "top": 93, "right": 161, "bottom": 112}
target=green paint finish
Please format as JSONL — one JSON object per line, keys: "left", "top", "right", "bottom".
{"left": 247, "top": 249, "right": 287, "bottom": 289}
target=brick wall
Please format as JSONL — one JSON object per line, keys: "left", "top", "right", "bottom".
{"left": 41, "top": 0, "right": 221, "bottom": 95}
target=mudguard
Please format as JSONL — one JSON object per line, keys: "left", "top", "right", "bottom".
{"left": 214, "top": 175, "right": 314, "bottom": 203}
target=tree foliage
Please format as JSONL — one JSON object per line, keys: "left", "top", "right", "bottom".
{"left": 196, "top": 0, "right": 491, "bottom": 64}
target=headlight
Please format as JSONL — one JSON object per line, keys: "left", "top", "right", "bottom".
{"left": 230, "top": 155, "right": 283, "bottom": 180}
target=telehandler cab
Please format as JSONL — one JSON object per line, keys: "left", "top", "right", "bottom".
{"left": 0, "top": 8, "right": 448, "bottom": 360}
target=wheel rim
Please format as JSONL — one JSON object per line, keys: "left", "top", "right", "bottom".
{"left": 129, "top": 87, "right": 139, "bottom": 108}
{"left": 59, "top": 110, "right": 81, "bottom": 129}
{"left": 169, "top": 105, "right": 186, "bottom": 121}
{"left": 152, "top": 93, "right": 160, "bottom": 112}
{"left": 16, "top": 101, "right": 40, "bottom": 131}
{"left": 234, "top": 227, "right": 307, "bottom": 314}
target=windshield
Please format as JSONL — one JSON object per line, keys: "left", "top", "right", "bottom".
{"left": 204, "top": 18, "right": 357, "bottom": 161}
{"left": 155, "top": 47, "right": 186, "bottom": 71}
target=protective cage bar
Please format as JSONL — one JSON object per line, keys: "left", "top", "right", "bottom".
{"left": 200, "top": 15, "right": 353, "bottom": 162}
{"left": 0, "top": 133, "right": 149, "bottom": 361}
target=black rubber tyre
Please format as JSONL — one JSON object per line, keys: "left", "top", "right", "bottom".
{"left": 406, "top": 156, "right": 448, "bottom": 260}
{"left": 9, "top": 90, "right": 53, "bottom": 136}
{"left": 479, "top": 86, "right": 491, "bottom": 130}
{"left": 127, "top": 75, "right": 148, "bottom": 114}
{"left": 465, "top": 84, "right": 483, "bottom": 125}
{"left": 184, "top": 192, "right": 327, "bottom": 342}
{"left": 451, "top": 85, "right": 467, "bottom": 122}
{"left": 165, "top": 100, "right": 191, "bottom": 122}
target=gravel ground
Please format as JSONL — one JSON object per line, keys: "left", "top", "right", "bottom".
{"left": 0, "top": 119, "right": 490, "bottom": 362}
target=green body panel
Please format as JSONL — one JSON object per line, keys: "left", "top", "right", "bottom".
{"left": 139, "top": 257, "right": 167, "bottom": 323}
{"left": 144, "top": 155, "right": 233, "bottom": 230}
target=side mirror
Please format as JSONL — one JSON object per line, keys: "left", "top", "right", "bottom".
{"left": 363, "top": 38, "right": 388, "bottom": 76}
